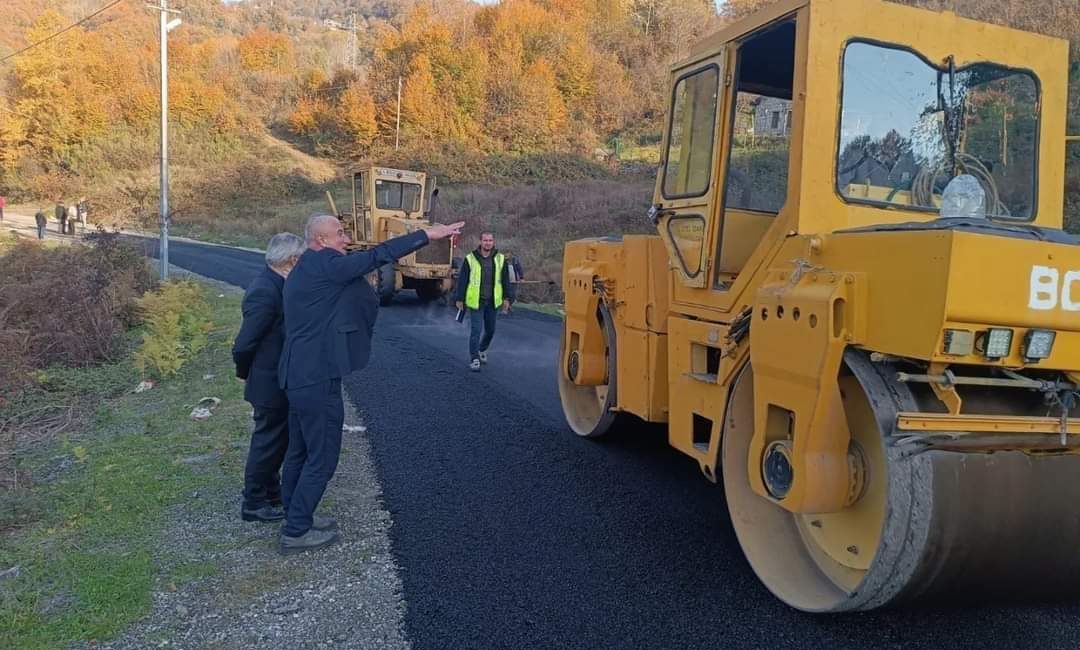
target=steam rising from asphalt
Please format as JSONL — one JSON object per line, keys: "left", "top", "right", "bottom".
{"left": 380, "top": 291, "right": 561, "bottom": 366}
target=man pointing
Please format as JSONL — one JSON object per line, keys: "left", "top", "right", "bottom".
{"left": 278, "top": 214, "right": 463, "bottom": 554}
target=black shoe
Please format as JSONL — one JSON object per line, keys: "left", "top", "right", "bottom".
{"left": 279, "top": 528, "right": 339, "bottom": 555}
{"left": 242, "top": 505, "right": 286, "bottom": 523}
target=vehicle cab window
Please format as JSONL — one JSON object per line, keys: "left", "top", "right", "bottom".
{"left": 375, "top": 180, "right": 423, "bottom": 213}
{"left": 837, "top": 42, "right": 1039, "bottom": 220}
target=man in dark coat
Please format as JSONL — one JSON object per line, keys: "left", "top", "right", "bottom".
{"left": 277, "top": 214, "right": 463, "bottom": 554}
{"left": 34, "top": 209, "right": 47, "bottom": 239}
{"left": 232, "top": 232, "right": 306, "bottom": 523}
{"left": 55, "top": 202, "right": 66, "bottom": 234}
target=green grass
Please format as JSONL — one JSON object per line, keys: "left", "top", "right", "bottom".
{"left": 0, "top": 229, "right": 64, "bottom": 253}
{"left": 515, "top": 302, "right": 565, "bottom": 318}
{"left": 0, "top": 287, "right": 247, "bottom": 650}
{"left": 617, "top": 144, "right": 662, "bottom": 164}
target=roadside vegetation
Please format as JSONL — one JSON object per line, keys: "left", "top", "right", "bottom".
{"left": 0, "top": 237, "right": 250, "bottom": 649}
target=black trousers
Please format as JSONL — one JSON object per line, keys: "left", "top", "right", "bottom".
{"left": 242, "top": 406, "right": 289, "bottom": 510}
{"left": 281, "top": 379, "right": 343, "bottom": 537}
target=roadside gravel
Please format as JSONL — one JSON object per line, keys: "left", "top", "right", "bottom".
{"left": 77, "top": 270, "right": 410, "bottom": 650}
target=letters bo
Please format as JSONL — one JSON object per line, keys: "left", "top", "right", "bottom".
{"left": 1029, "top": 265, "right": 1080, "bottom": 311}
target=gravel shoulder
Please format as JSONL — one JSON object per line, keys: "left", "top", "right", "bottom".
{"left": 84, "top": 270, "right": 411, "bottom": 650}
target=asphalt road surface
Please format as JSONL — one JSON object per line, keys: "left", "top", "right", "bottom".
{"left": 137, "top": 235, "right": 1080, "bottom": 650}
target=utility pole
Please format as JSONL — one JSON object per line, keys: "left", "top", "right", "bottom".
{"left": 326, "top": 13, "right": 358, "bottom": 71}
{"left": 149, "top": 0, "right": 181, "bottom": 280}
{"left": 395, "top": 75, "right": 402, "bottom": 150}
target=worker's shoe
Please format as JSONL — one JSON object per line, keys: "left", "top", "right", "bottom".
{"left": 470, "top": 359, "right": 481, "bottom": 372}
{"left": 279, "top": 528, "right": 339, "bottom": 556}
{"left": 478, "top": 350, "right": 488, "bottom": 364}
{"left": 241, "top": 504, "right": 285, "bottom": 523}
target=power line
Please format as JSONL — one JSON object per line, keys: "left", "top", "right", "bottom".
{"left": 0, "top": 0, "right": 126, "bottom": 66}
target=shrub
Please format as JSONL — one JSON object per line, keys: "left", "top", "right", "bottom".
{"left": 0, "top": 233, "right": 154, "bottom": 399}
{"left": 133, "top": 281, "right": 213, "bottom": 378}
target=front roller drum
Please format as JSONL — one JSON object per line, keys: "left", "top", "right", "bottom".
{"left": 558, "top": 302, "right": 625, "bottom": 438}
{"left": 723, "top": 350, "right": 1080, "bottom": 612}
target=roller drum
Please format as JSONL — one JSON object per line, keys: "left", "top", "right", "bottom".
{"left": 723, "top": 350, "right": 1080, "bottom": 612}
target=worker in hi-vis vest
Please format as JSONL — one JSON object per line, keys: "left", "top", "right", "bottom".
{"left": 454, "top": 232, "right": 516, "bottom": 372}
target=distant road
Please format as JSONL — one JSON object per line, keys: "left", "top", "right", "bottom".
{"left": 137, "top": 235, "right": 1080, "bottom": 650}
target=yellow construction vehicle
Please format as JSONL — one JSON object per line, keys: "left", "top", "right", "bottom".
{"left": 336, "top": 166, "right": 452, "bottom": 304}
{"left": 559, "top": 0, "right": 1080, "bottom": 612}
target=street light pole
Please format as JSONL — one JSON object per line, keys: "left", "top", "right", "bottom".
{"left": 150, "top": 0, "right": 181, "bottom": 280}
{"left": 395, "top": 75, "right": 402, "bottom": 151}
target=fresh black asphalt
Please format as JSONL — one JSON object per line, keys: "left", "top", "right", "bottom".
{"left": 138, "top": 235, "right": 1080, "bottom": 649}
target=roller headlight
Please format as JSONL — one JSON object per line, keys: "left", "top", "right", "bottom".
{"left": 983, "top": 328, "right": 1013, "bottom": 360}
{"left": 942, "top": 329, "right": 974, "bottom": 356}
{"left": 1023, "top": 329, "right": 1056, "bottom": 362}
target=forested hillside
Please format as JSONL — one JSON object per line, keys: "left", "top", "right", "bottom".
{"left": 0, "top": 0, "right": 718, "bottom": 219}
{"left": 0, "top": 0, "right": 1076, "bottom": 231}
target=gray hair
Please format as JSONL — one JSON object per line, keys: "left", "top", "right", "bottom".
{"left": 265, "top": 232, "right": 305, "bottom": 267}
{"left": 304, "top": 214, "right": 339, "bottom": 245}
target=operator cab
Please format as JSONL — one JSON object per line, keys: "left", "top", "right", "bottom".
{"left": 651, "top": 0, "right": 1065, "bottom": 315}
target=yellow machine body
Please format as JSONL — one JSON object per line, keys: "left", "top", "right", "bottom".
{"left": 559, "top": 0, "right": 1080, "bottom": 612}
{"left": 345, "top": 166, "right": 452, "bottom": 302}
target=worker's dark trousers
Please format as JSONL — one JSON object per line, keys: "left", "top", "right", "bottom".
{"left": 469, "top": 301, "right": 498, "bottom": 360}
{"left": 242, "top": 406, "right": 289, "bottom": 510}
{"left": 281, "top": 379, "right": 343, "bottom": 537}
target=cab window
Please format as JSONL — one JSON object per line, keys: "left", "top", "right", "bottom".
{"left": 723, "top": 20, "right": 795, "bottom": 215}
{"left": 837, "top": 42, "right": 1038, "bottom": 220}
{"left": 667, "top": 215, "right": 708, "bottom": 277}
{"left": 375, "top": 180, "right": 422, "bottom": 212}
{"left": 662, "top": 66, "right": 720, "bottom": 199}
{"left": 715, "top": 19, "right": 797, "bottom": 289}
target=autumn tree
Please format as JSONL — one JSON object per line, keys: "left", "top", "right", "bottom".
{"left": 336, "top": 81, "right": 378, "bottom": 150}
{"left": 238, "top": 27, "right": 293, "bottom": 72}
{"left": 0, "top": 107, "right": 25, "bottom": 172}
{"left": 9, "top": 12, "right": 112, "bottom": 162}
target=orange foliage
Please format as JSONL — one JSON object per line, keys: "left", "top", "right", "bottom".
{"left": 238, "top": 27, "right": 293, "bottom": 72}
{"left": 336, "top": 82, "right": 378, "bottom": 149}
{"left": 288, "top": 98, "right": 322, "bottom": 136}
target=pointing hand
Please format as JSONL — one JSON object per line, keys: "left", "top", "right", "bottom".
{"left": 424, "top": 221, "right": 464, "bottom": 241}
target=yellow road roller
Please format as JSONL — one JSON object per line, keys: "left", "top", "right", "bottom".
{"left": 559, "top": 0, "right": 1080, "bottom": 612}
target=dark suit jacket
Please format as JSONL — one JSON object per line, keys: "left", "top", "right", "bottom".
{"left": 232, "top": 266, "right": 287, "bottom": 409}
{"left": 278, "top": 231, "right": 430, "bottom": 390}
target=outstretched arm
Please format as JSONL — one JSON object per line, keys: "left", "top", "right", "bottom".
{"left": 324, "top": 221, "right": 464, "bottom": 284}
{"left": 324, "top": 231, "right": 428, "bottom": 283}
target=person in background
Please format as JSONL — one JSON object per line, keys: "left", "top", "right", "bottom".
{"left": 454, "top": 232, "right": 516, "bottom": 372}
{"left": 66, "top": 203, "right": 78, "bottom": 235}
{"left": 34, "top": 208, "right": 47, "bottom": 239}
{"left": 233, "top": 233, "right": 307, "bottom": 525}
{"left": 55, "top": 201, "right": 66, "bottom": 235}
{"left": 77, "top": 198, "right": 88, "bottom": 228}
{"left": 0, "top": 194, "right": 6, "bottom": 221}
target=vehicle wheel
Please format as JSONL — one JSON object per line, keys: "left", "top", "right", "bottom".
{"left": 721, "top": 350, "right": 1080, "bottom": 612}
{"left": 376, "top": 263, "right": 395, "bottom": 306}
{"left": 558, "top": 301, "right": 626, "bottom": 437}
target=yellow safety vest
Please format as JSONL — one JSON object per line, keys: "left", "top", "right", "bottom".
{"left": 464, "top": 252, "right": 504, "bottom": 309}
